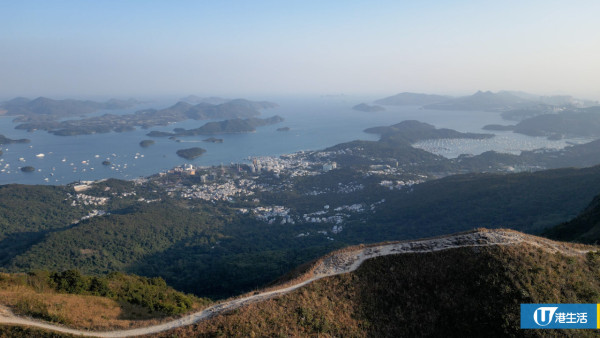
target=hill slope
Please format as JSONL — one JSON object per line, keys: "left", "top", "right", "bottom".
{"left": 544, "top": 194, "right": 600, "bottom": 244}
{"left": 1, "top": 229, "right": 598, "bottom": 337}
{"left": 160, "top": 229, "right": 600, "bottom": 337}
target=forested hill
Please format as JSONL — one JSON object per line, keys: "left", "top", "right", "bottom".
{"left": 544, "top": 194, "right": 600, "bottom": 243}
{"left": 2, "top": 164, "right": 600, "bottom": 300}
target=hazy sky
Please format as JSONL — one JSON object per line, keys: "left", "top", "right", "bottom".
{"left": 1, "top": 1, "right": 599, "bottom": 100}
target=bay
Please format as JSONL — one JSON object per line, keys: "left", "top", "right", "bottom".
{"left": 0, "top": 96, "right": 583, "bottom": 185}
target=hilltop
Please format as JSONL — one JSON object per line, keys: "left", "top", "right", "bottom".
{"left": 161, "top": 229, "right": 599, "bottom": 337}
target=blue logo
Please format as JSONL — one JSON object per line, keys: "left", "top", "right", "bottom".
{"left": 521, "top": 304, "right": 597, "bottom": 329}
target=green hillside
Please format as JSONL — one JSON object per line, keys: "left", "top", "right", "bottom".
{"left": 544, "top": 194, "right": 600, "bottom": 243}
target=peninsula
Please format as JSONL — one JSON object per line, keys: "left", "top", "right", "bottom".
{"left": 364, "top": 120, "right": 494, "bottom": 143}
{"left": 0, "top": 134, "right": 30, "bottom": 145}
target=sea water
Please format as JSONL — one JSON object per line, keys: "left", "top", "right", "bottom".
{"left": 0, "top": 96, "right": 585, "bottom": 185}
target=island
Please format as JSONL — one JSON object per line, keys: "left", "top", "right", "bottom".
{"left": 374, "top": 92, "right": 449, "bottom": 106}
{"left": 422, "top": 91, "right": 535, "bottom": 111}
{"left": 176, "top": 147, "right": 206, "bottom": 160}
{"left": 20, "top": 166, "right": 35, "bottom": 173}
{"left": 352, "top": 103, "right": 385, "bottom": 112}
{"left": 139, "top": 140, "right": 155, "bottom": 147}
{"left": 0, "top": 134, "right": 30, "bottom": 145}
{"left": 147, "top": 116, "right": 284, "bottom": 137}
{"left": 179, "top": 95, "right": 228, "bottom": 105}
{"left": 203, "top": 137, "right": 224, "bottom": 143}
{"left": 13, "top": 98, "right": 278, "bottom": 136}
{"left": 482, "top": 124, "right": 516, "bottom": 131}
{"left": 276, "top": 127, "right": 290, "bottom": 132}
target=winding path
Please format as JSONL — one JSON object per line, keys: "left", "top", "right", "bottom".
{"left": 0, "top": 229, "right": 593, "bottom": 337}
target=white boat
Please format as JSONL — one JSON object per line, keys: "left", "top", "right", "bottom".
{"left": 35, "top": 153, "right": 45, "bottom": 158}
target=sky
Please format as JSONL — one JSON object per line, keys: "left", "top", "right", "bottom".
{"left": 1, "top": 0, "right": 599, "bottom": 100}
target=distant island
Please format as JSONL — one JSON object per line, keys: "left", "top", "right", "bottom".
{"left": 147, "top": 116, "right": 284, "bottom": 137}
{"left": 20, "top": 166, "right": 35, "bottom": 172}
{"left": 176, "top": 147, "right": 206, "bottom": 160}
{"left": 0, "top": 97, "right": 139, "bottom": 123}
{"left": 276, "top": 127, "right": 290, "bottom": 132}
{"left": 374, "top": 92, "right": 449, "bottom": 106}
{"left": 422, "top": 91, "right": 534, "bottom": 112}
{"left": 203, "top": 137, "right": 223, "bottom": 143}
{"left": 482, "top": 124, "right": 515, "bottom": 131}
{"left": 372, "top": 91, "right": 599, "bottom": 114}
{"left": 364, "top": 120, "right": 494, "bottom": 143}
{"left": 139, "top": 140, "right": 155, "bottom": 147}
{"left": 0, "top": 134, "right": 30, "bottom": 145}
{"left": 179, "top": 95, "right": 229, "bottom": 105}
{"left": 14, "top": 98, "right": 278, "bottom": 136}
{"left": 352, "top": 103, "right": 385, "bottom": 112}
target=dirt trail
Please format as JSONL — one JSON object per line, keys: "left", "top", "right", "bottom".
{"left": 0, "top": 229, "right": 594, "bottom": 337}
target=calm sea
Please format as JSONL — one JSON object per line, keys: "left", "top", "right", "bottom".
{"left": 0, "top": 96, "right": 580, "bottom": 185}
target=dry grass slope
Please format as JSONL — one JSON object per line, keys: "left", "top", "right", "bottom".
{"left": 0, "top": 272, "right": 207, "bottom": 331}
{"left": 159, "top": 231, "right": 600, "bottom": 337}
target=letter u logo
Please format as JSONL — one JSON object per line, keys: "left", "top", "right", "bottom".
{"left": 533, "top": 307, "right": 558, "bottom": 326}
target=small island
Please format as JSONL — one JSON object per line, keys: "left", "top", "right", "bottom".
{"left": 352, "top": 103, "right": 385, "bottom": 112}
{"left": 482, "top": 124, "right": 515, "bottom": 131}
{"left": 139, "top": 140, "right": 155, "bottom": 147}
{"left": 276, "top": 127, "right": 290, "bottom": 132}
{"left": 176, "top": 147, "right": 206, "bottom": 160}
{"left": 0, "top": 134, "right": 30, "bottom": 145}
{"left": 203, "top": 137, "right": 223, "bottom": 143}
{"left": 20, "top": 166, "right": 35, "bottom": 173}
